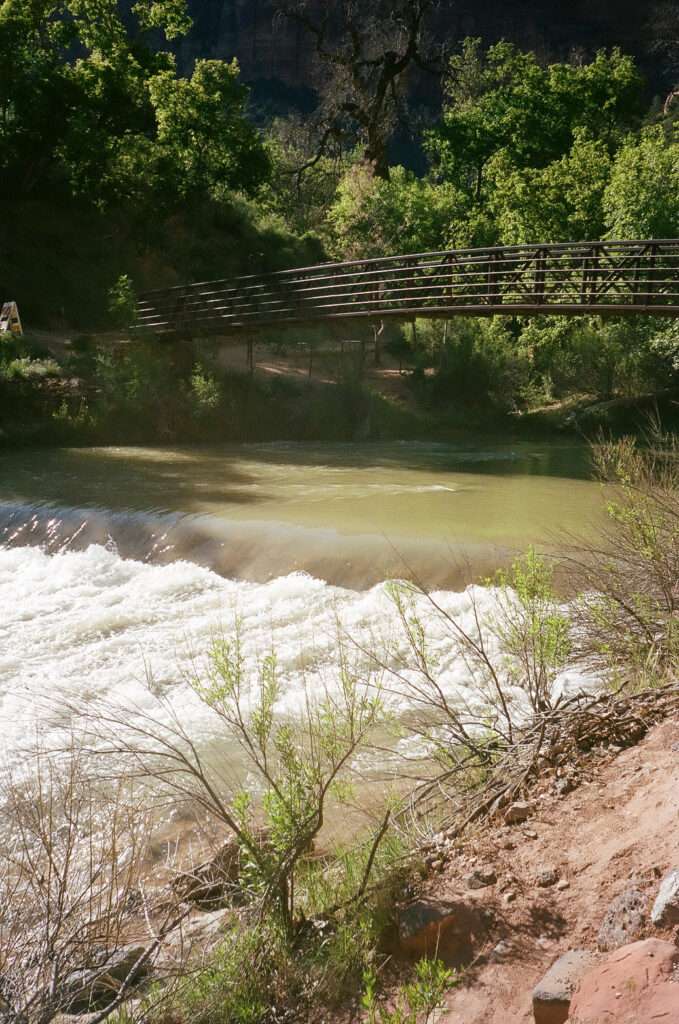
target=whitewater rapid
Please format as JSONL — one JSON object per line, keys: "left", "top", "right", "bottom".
{"left": 0, "top": 543, "right": 596, "bottom": 775}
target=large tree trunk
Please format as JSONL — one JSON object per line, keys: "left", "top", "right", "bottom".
{"left": 364, "top": 139, "right": 390, "bottom": 180}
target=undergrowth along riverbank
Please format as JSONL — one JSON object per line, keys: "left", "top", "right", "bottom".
{"left": 0, "top": 331, "right": 431, "bottom": 447}
{"left": 5, "top": 325, "right": 679, "bottom": 449}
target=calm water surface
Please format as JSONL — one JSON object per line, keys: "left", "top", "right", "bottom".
{"left": 0, "top": 439, "right": 601, "bottom": 586}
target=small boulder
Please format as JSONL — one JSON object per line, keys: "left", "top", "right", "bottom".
{"left": 172, "top": 838, "right": 241, "bottom": 907}
{"left": 567, "top": 938, "right": 679, "bottom": 1023}
{"left": 172, "top": 829, "right": 270, "bottom": 908}
{"left": 597, "top": 888, "right": 647, "bottom": 951}
{"left": 464, "top": 866, "right": 497, "bottom": 889}
{"left": 652, "top": 869, "right": 679, "bottom": 927}
{"left": 397, "top": 899, "right": 474, "bottom": 957}
{"left": 537, "top": 866, "right": 559, "bottom": 888}
{"left": 62, "top": 945, "right": 148, "bottom": 1013}
{"left": 532, "top": 950, "right": 597, "bottom": 1024}
{"left": 504, "top": 801, "right": 531, "bottom": 824}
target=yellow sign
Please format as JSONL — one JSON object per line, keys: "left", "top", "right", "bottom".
{"left": 0, "top": 301, "right": 23, "bottom": 336}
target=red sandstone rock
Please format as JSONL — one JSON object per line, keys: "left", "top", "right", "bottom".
{"left": 566, "top": 938, "right": 679, "bottom": 1024}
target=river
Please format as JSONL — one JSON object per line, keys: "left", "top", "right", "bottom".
{"left": 0, "top": 439, "right": 602, "bottom": 797}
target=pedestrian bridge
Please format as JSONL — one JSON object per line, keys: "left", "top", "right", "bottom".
{"left": 136, "top": 239, "right": 679, "bottom": 337}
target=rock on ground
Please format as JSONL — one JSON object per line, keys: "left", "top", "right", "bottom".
{"left": 61, "top": 945, "right": 148, "bottom": 1013}
{"left": 532, "top": 951, "right": 598, "bottom": 1024}
{"left": 464, "top": 867, "right": 497, "bottom": 889}
{"left": 652, "top": 868, "right": 679, "bottom": 927}
{"left": 597, "top": 888, "right": 647, "bottom": 950}
{"left": 171, "top": 837, "right": 241, "bottom": 907}
{"left": 504, "top": 802, "right": 531, "bottom": 824}
{"left": 567, "top": 938, "right": 679, "bottom": 1023}
{"left": 397, "top": 899, "right": 475, "bottom": 957}
{"left": 536, "top": 865, "right": 559, "bottom": 888}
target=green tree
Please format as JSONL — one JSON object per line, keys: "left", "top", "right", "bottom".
{"left": 0, "top": 0, "right": 189, "bottom": 200}
{"left": 429, "top": 41, "right": 641, "bottom": 207}
{"left": 0, "top": 0, "right": 74, "bottom": 197}
{"left": 327, "top": 162, "right": 469, "bottom": 260}
{"left": 149, "top": 59, "right": 271, "bottom": 201}
{"left": 0, "top": 0, "right": 270, "bottom": 209}
{"left": 489, "top": 130, "right": 612, "bottom": 244}
{"left": 604, "top": 125, "right": 679, "bottom": 239}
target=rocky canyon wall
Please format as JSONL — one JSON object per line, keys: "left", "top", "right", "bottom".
{"left": 163, "top": 0, "right": 665, "bottom": 101}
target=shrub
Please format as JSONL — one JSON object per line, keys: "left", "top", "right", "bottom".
{"left": 571, "top": 429, "right": 679, "bottom": 685}
{"left": 108, "top": 275, "right": 138, "bottom": 334}
{"left": 0, "top": 740, "right": 182, "bottom": 1024}
{"left": 363, "top": 958, "right": 460, "bottom": 1024}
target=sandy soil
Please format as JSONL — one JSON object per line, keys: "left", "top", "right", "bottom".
{"left": 404, "top": 717, "right": 679, "bottom": 1022}
{"left": 217, "top": 340, "right": 415, "bottom": 402}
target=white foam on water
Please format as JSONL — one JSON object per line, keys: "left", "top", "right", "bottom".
{"left": 0, "top": 544, "right": 598, "bottom": 774}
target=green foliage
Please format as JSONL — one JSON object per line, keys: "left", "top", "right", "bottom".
{"left": 388, "top": 545, "right": 572, "bottom": 755}
{"left": 171, "top": 836, "right": 407, "bottom": 1024}
{"left": 603, "top": 126, "right": 679, "bottom": 239}
{"left": 327, "top": 163, "right": 469, "bottom": 260}
{"left": 165, "top": 918, "right": 285, "bottom": 1024}
{"left": 430, "top": 40, "right": 641, "bottom": 203}
{"left": 189, "top": 630, "right": 385, "bottom": 931}
{"left": 518, "top": 316, "right": 670, "bottom": 400}
{"left": 362, "top": 958, "right": 460, "bottom": 1024}
{"left": 487, "top": 549, "right": 572, "bottom": 714}
{"left": 189, "top": 363, "right": 221, "bottom": 414}
{"left": 149, "top": 59, "right": 271, "bottom": 202}
{"left": 107, "top": 274, "right": 137, "bottom": 332}
{"left": 574, "top": 432, "right": 679, "bottom": 684}
{"left": 489, "top": 130, "right": 612, "bottom": 245}
{"left": 431, "top": 318, "right": 532, "bottom": 411}
{"left": 0, "top": 0, "right": 269, "bottom": 210}
{"left": 0, "top": 356, "right": 61, "bottom": 382}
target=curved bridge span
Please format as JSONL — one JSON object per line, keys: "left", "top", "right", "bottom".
{"left": 137, "top": 239, "right": 679, "bottom": 337}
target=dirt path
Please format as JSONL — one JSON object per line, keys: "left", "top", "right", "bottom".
{"left": 411, "top": 717, "right": 679, "bottom": 1021}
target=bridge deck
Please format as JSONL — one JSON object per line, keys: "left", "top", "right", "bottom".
{"left": 136, "top": 240, "right": 679, "bottom": 337}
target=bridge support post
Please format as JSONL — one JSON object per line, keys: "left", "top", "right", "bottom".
{"left": 373, "top": 321, "right": 383, "bottom": 366}
{"left": 247, "top": 337, "right": 254, "bottom": 380}
{"left": 533, "top": 248, "right": 546, "bottom": 305}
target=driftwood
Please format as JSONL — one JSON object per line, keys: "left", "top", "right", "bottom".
{"left": 560, "top": 388, "right": 679, "bottom": 430}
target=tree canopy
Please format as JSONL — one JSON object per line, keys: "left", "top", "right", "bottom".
{"left": 0, "top": 0, "right": 269, "bottom": 205}
{"left": 428, "top": 41, "right": 642, "bottom": 205}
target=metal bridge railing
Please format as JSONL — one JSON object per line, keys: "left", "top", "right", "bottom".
{"left": 136, "top": 239, "right": 679, "bottom": 336}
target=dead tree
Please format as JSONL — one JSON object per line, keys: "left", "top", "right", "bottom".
{"left": 271, "top": 0, "right": 444, "bottom": 180}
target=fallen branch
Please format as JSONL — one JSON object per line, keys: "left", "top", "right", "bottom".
{"left": 560, "top": 388, "right": 679, "bottom": 430}
{"left": 401, "top": 682, "right": 679, "bottom": 841}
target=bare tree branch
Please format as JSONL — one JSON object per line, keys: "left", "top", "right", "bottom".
{"left": 271, "top": 0, "right": 446, "bottom": 179}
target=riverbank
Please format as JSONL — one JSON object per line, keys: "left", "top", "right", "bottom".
{"left": 5, "top": 676, "right": 676, "bottom": 1024}
{"left": 3, "top": 326, "right": 678, "bottom": 451}
{"left": 150, "top": 688, "right": 679, "bottom": 1024}
{"left": 395, "top": 693, "right": 679, "bottom": 1022}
